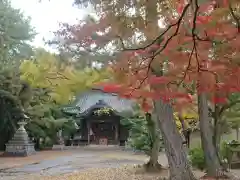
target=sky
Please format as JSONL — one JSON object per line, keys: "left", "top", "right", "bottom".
{"left": 10, "top": 0, "right": 92, "bottom": 51}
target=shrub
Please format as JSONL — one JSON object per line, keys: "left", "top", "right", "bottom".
{"left": 188, "top": 146, "right": 205, "bottom": 170}
{"left": 122, "top": 116, "right": 152, "bottom": 154}
{"left": 220, "top": 140, "right": 240, "bottom": 164}
{"left": 189, "top": 141, "right": 235, "bottom": 170}
{"left": 220, "top": 141, "right": 229, "bottom": 161}
{"left": 121, "top": 112, "right": 163, "bottom": 154}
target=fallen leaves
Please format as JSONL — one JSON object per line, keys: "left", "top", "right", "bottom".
{"left": 21, "top": 166, "right": 168, "bottom": 180}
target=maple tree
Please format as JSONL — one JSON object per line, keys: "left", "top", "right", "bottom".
{"left": 56, "top": 0, "right": 240, "bottom": 179}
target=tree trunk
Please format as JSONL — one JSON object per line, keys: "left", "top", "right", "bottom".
{"left": 154, "top": 100, "right": 196, "bottom": 180}
{"left": 179, "top": 115, "right": 191, "bottom": 148}
{"left": 145, "top": 113, "right": 162, "bottom": 171}
{"left": 198, "top": 93, "right": 223, "bottom": 177}
{"left": 146, "top": 139, "right": 162, "bottom": 171}
{"left": 213, "top": 116, "right": 221, "bottom": 152}
{"left": 236, "top": 127, "right": 239, "bottom": 141}
{"left": 212, "top": 105, "right": 222, "bottom": 154}
{"left": 35, "top": 138, "right": 40, "bottom": 150}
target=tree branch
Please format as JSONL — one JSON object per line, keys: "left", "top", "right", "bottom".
{"left": 118, "top": 2, "right": 191, "bottom": 52}
{"left": 219, "top": 99, "right": 240, "bottom": 115}
{"left": 229, "top": 3, "right": 240, "bottom": 33}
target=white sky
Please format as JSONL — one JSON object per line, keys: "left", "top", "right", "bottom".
{"left": 10, "top": 0, "right": 92, "bottom": 51}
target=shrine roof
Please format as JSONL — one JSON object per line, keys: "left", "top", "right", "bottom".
{"left": 62, "top": 88, "right": 135, "bottom": 116}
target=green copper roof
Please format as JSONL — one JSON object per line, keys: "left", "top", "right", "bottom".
{"left": 62, "top": 89, "right": 134, "bottom": 116}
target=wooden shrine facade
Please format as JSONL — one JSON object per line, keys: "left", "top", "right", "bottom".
{"left": 76, "top": 108, "right": 129, "bottom": 145}
{"left": 62, "top": 88, "right": 134, "bottom": 146}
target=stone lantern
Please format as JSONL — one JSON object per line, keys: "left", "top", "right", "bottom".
{"left": 4, "top": 113, "right": 35, "bottom": 156}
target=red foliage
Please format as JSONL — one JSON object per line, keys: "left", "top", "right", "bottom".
{"left": 148, "top": 76, "right": 170, "bottom": 85}
{"left": 102, "top": 84, "right": 122, "bottom": 93}
{"left": 196, "top": 16, "right": 212, "bottom": 24}
{"left": 141, "top": 99, "right": 153, "bottom": 113}
{"left": 211, "top": 96, "right": 228, "bottom": 104}
{"left": 57, "top": 0, "right": 240, "bottom": 112}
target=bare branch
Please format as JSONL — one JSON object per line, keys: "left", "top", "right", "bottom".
{"left": 229, "top": 3, "right": 240, "bottom": 33}
{"left": 118, "top": 3, "right": 191, "bottom": 52}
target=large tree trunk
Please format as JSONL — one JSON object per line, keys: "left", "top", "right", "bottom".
{"left": 145, "top": 113, "right": 162, "bottom": 171}
{"left": 236, "top": 127, "right": 239, "bottom": 141}
{"left": 213, "top": 116, "right": 221, "bottom": 152}
{"left": 212, "top": 105, "right": 222, "bottom": 154}
{"left": 198, "top": 93, "right": 223, "bottom": 177}
{"left": 154, "top": 100, "right": 196, "bottom": 180}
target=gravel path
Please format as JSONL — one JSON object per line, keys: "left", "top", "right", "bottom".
{"left": 1, "top": 149, "right": 240, "bottom": 180}
{"left": 0, "top": 150, "right": 144, "bottom": 179}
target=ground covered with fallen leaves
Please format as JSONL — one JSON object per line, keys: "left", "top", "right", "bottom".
{"left": 1, "top": 150, "right": 239, "bottom": 180}
{"left": 31, "top": 167, "right": 239, "bottom": 180}
{"left": 33, "top": 166, "right": 170, "bottom": 180}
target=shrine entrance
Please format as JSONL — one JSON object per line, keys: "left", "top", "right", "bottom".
{"left": 90, "top": 121, "right": 117, "bottom": 145}
{"left": 64, "top": 98, "right": 131, "bottom": 146}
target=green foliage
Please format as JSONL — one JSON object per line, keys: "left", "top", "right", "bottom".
{"left": 0, "top": 70, "right": 22, "bottom": 96}
{"left": 122, "top": 115, "right": 152, "bottom": 154}
{"left": 25, "top": 87, "right": 77, "bottom": 145}
{"left": 62, "top": 120, "right": 78, "bottom": 138}
{"left": 121, "top": 107, "right": 162, "bottom": 154}
{"left": 189, "top": 141, "right": 235, "bottom": 170}
{"left": 18, "top": 49, "right": 112, "bottom": 148}
{"left": 188, "top": 146, "right": 205, "bottom": 170}
{"left": 20, "top": 50, "right": 111, "bottom": 104}
{"left": 0, "top": 0, "right": 36, "bottom": 149}
{"left": 220, "top": 141, "right": 229, "bottom": 161}
{"left": 221, "top": 140, "right": 240, "bottom": 159}
{"left": 0, "top": 0, "right": 35, "bottom": 67}
{"left": 0, "top": 70, "right": 27, "bottom": 150}
{"left": 42, "top": 137, "right": 53, "bottom": 148}
{"left": 224, "top": 106, "right": 240, "bottom": 130}
{"left": 0, "top": 67, "right": 77, "bottom": 150}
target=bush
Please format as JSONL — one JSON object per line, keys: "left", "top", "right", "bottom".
{"left": 189, "top": 141, "right": 235, "bottom": 170}
{"left": 220, "top": 140, "right": 240, "bottom": 164}
{"left": 188, "top": 146, "right": 205, "bottom": 170}
{"left": 121, "top": 112, "right": 163, "bottom": 154}
{"left": 220, "top": 141, "right": 229, "bottom": 161}
{"left": 122, "top": 116, "right": 152, "bottom": 154}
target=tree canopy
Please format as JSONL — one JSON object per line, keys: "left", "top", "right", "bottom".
{"left": 20, "top": 50, "right": 111, "bottom": 104}
{"left": 0, "top": 0, "right": 35, "bottom": 68}
{"left": 55, "top": 0, "right": 240, "bottom": 178}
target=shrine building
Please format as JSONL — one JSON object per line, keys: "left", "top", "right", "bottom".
{"left": 62, "top": 88, "right": 134, "bottom": 146}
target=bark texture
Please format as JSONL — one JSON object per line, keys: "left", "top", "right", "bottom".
{"left": 154, "top": 100, "right": 196, "bottom": 180}
{"left": 236, "top": 128, "right": 239, "bottom": 141}
{"left": 198, "top": 93, "right": 223, "bottom": 177}
{"left": 212, "top": 105, "right": 222, "bottom": 153}
{"left": 145, "top": 113, "right": 162, "bottom": 172}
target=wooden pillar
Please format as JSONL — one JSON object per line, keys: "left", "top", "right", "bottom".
{"left": 87, "top": 121, "right": 90, "bottom": 145}
{"left": 115, "top": 123, "right": 119, "bottom": 144}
